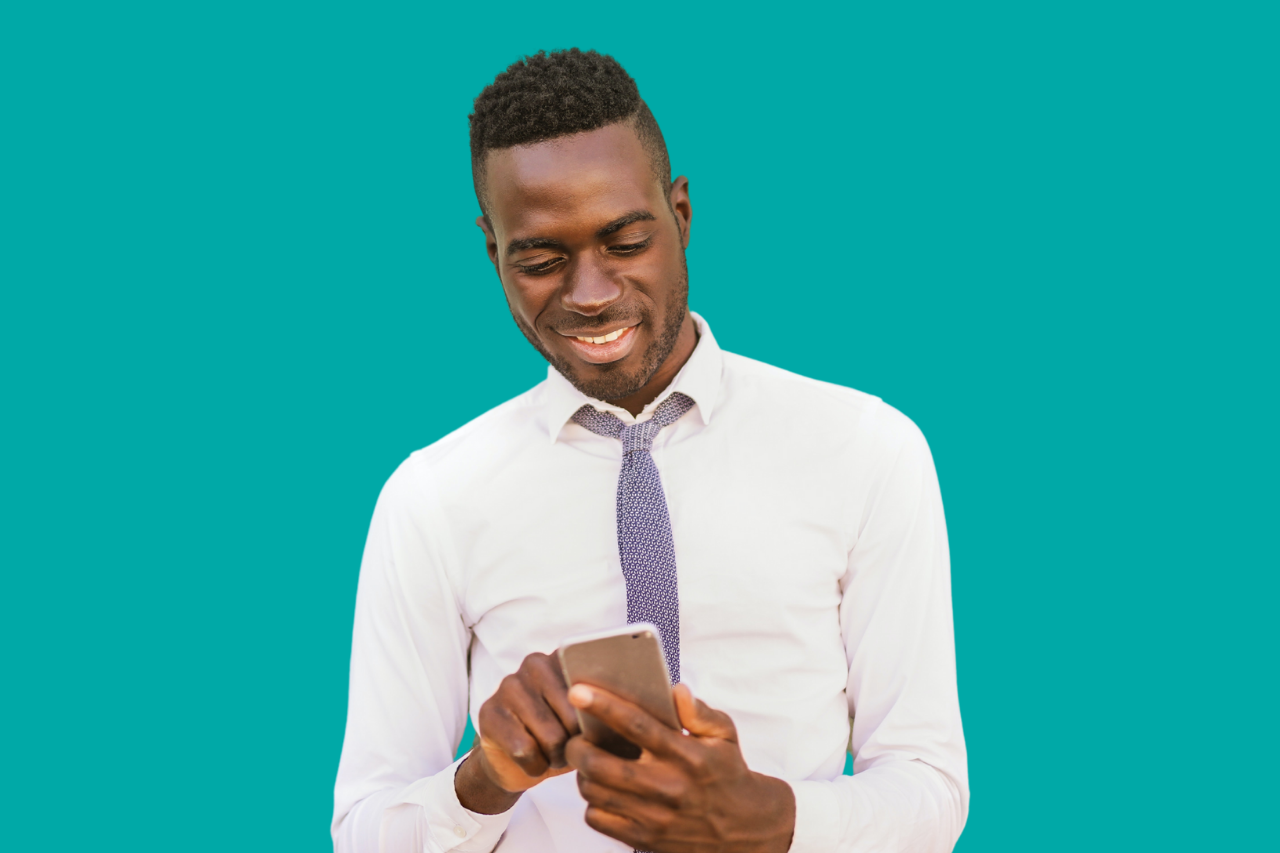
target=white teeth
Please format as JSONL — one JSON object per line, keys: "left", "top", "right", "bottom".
{"left": 576, "top": 328, "right": 627, "bottom": 344}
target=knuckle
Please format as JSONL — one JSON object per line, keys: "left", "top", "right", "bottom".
{"left": 625, "top": 715, "right": 651, "bottom": 739}
{"left": 498, "top": 673, "right": 523, "bottom": 697}
{"left": 521, "top": 652, "right": 550, "bottom": 674}
{"left": 489, "top": 703, "right": 517, "bottom": 728}
{"left": 660, "top": 777, "right": 688, "bottom": 802}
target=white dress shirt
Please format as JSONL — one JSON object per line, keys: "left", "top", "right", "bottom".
{"left": 332, "top": 313, "right": 968, "bottom": 853}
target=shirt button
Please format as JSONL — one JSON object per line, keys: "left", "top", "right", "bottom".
{"left": 453, "top": 825, "right": 466, "bottom": 838}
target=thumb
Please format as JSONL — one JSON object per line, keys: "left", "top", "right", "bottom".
{"left": 672, "top": 683, "right": 737, "bottom": 741}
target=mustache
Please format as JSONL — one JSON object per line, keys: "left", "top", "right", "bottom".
{"left": 550, "top": 307, "right": 645, "bottom": 336}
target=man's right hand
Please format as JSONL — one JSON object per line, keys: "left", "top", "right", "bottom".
{"left": 455, "top": 651, "right": 580, "bottom": 814}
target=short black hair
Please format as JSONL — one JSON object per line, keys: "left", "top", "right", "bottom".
{"left": 469, "top": 49, "right": 671, "bottom": 214}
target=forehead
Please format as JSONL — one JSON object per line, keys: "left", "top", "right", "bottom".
{"left": 484, "top": 123, "right": 661, "bottom": 235}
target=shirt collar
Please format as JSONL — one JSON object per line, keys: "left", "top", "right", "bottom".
{"left": 543, "top": 311, "right": 724, "bottom": 443}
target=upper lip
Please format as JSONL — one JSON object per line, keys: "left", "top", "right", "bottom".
{"left": 557, "top": 323, "right": 638, "bottom": 338}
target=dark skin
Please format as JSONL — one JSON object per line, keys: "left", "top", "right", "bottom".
{"left": 477, "top": 121, "right": 697, "bottom": 417}
{"left": 454, "top": 122, "right": 795, "bottom": 851}
{"left": 566, "top": 683, "right": 795, "bottom": 853}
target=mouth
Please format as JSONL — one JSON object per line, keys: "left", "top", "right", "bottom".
{"left": 558, "top": 323, "right": 640, "bottom": 365}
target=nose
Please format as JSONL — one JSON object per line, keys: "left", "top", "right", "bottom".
{"left": 560, "top": 252, "right": 622, "bottom": 316}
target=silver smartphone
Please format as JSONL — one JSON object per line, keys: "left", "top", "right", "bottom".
{"left": 558, "top": 623, "right": 680, "bottom": 759}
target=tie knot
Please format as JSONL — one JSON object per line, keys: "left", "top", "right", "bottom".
{"left": 620, "top": 420, "right": 661, "bottom": 454}
{"left": 571, "top": 392, "right": 696, "bottom": 452}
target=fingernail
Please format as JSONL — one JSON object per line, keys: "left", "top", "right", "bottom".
{"left": 568, "top": 684, "right": 593, "bottom": 706}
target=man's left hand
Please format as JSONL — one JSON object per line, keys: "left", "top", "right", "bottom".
{"left": 564, "top": 682, "right": 796, "bottom": 853}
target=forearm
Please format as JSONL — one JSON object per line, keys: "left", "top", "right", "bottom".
{"left": 828, "top": 407, "right": 968, "bottom": 850}
{"left": 788, "top": 760, "right": 966, "bottom": 853}
{"left": 335, "top": 757, "right": 516, "bottom": 853}
{"left": 334, "top": 463, "right": 500, "bottom": 851}
{"left": 334, "top": 787, "right": 401, "bottom": 853}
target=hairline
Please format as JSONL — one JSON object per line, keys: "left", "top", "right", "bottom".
{"left": 473, "top": 109, "right": 672, "bottom": 221}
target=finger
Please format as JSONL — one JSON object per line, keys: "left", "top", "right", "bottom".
{"left": 566, "top": 735, "right": 684, "bottom": 805}
{"left": 477, "top": 738, "right": 575, "bottom": 793}
{"left": 568, "top": 684, "right": 682, "bottom": 757}
{"left": 565, "top": 734, "right": 640, "bottom": 789}
{"left": 478, "top": 704, "right": 550, "bottom": 778}
{"left": 502, "top": 680, "right": 575, "bottom": 768}
{"left": 530, "top": 653, "right": 579, "bottom": 735}
{"left": 583, "top": 805, "right": 649, "bottom": 849}
{"left": 579, "top": 772, "right": 683, "bottom": 814}
{"left": 672, "top": 683, "right": 737, "bottom": 741}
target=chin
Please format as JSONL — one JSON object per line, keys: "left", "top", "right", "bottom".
{"left": 514, "top": 319, "right": 654, "bottom": 402}
{"left": 560, "top": 359, "right": 651, "bottom": 402}
{"left": 509, "top": 288, "right": 687, "bottom": 403}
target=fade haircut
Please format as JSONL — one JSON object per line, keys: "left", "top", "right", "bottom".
{"left": 469, "top": 49, "right": 671, "bottom": 215}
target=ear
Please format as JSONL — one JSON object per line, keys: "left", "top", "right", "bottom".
{"left": 476, "top": 215, "right": 500, "bottom": 271}
{"left": 668, "top": 176, "right": 692, "bottom": 249}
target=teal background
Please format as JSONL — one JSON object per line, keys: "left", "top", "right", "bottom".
{"left": 3, "top": 2, "right": 1275, "bottom": 850}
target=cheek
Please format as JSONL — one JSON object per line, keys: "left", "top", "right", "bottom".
{"left": 633, "top": 252, "right": 683, "bottom": 299}
{"left": 649, "top": 239, "right": 685, "bottom": 277}
{"left": 501, "top": 276, "right": 548, "bottom": 323}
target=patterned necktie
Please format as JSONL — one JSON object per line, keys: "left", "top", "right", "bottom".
{"left": 572, "top": 392, "right": 695, "bottom": 683}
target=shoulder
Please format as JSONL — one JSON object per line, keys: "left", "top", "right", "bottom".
{"left": 719, "top": 350, "right": 927, "bottom": 457}
{"left": 414, "top": 382, "right": 545, "bottom": 465}
{"left": 382, "top": 381, "right": 548, "bottom": 504}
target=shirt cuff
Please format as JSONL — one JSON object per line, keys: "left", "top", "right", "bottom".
{"left": 786, "top": 779, "right": 841, "bottom": 853}
{"left": 389, "top": 755, "right": 514, "bottom": 853}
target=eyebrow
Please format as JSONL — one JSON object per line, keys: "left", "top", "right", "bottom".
{"left": 505, "top": 236, "right": 561, "bottom": 257}
{"left": 596, "top": 209, "right": 656, "bottom": 237}
{"left": 505, "top": 209, "right": 658, "bottom": 257}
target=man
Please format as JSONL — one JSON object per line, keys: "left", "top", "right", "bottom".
{"left": 333, "top": 48, "right": 967, "bottom": 853}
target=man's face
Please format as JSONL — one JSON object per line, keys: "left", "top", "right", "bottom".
{"left": 478, "top": 122, "right": 693, "bottom": 403}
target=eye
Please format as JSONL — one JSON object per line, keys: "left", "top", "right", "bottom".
{"left": 609, "top": 238, "right": 651, "bottom": 256}
{"left": 515, "top": 257, "right": 565, "bottom": 275}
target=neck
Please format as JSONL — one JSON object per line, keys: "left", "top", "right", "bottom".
{"left": 607, "top": 313, "right": 698, "bottom": 416}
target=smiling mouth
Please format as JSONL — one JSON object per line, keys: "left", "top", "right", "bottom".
{"left": 558, "top": 323, "right": 640, "bottom": 364}
{"left": 560, "top": 323, "right": 638, "bottom": 344}
{"left": 573, "top": 328, "right": 629, "bottom": 344}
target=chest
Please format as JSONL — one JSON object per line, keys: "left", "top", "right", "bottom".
{"left": 448, "top": 434, "right": 851, "bottom": 668}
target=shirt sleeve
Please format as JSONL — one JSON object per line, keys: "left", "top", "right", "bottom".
{"left": 332, "top": 459, "right": 514, "bottom": 853}
{"left": 787, "top": 404, "right": 969, "bottom": 853}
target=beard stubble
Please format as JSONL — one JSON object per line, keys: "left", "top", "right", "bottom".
{"left": 509, "top": 259, "right": 690, "bottom": 403}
